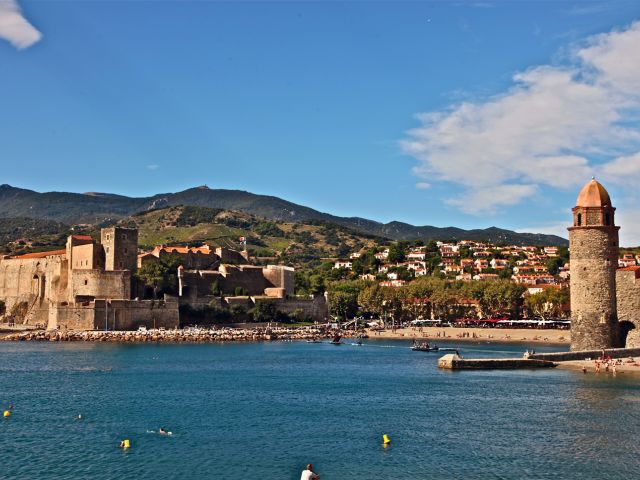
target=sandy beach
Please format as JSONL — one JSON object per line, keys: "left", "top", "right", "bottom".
{"left": 556, "top": 357, "right": 640, "bottom": 375}
{"left": 365, "top": 326, "right": 570, "bottom": 345}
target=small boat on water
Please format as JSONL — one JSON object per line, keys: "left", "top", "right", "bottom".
{"left": 411, "top": 340, "right": 459, "bottom": 353}
{"left": 306, "top": 339, "right": 322, "bottom": 343}
{"left": 411, "top": 344, "right": 440, "bottom": 352}
{"left": 330, "top": 334, "right": 343, "bottom": 345}
{"left": 411, "top": 340, "right": 439, "bottom": 352}
{"left": 350, "top": 335, "right": 364, "bottom": 346}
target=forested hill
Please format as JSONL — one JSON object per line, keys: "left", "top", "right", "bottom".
{"left": 0, "top": 184, "right": 567, "bottom": 246}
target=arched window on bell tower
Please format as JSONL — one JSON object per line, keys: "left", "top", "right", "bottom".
{"left": 577, "top": 213, "right": 582, "bottom": 226}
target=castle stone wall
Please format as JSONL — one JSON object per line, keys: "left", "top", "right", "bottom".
{"left": 49, "top": 298, "right": 179, "bottom": 331}
{"left": 254, "top": 295, "right": 328, "bottom": 322}
{"left": 102, "top": 227, "right": 138, "bottom": 272}
{"left": 71, "top": 243, "right": 104, "bottom": 270}
{"left": 263, "top": 265, "right": 295, "bottom": 296}
{"left": 51, "top": 302, "right": 96, "bottom": 330}
{"left": 71, "top": 270, "right": 130, "bottom": 301}
{"left": 218, "top": 265, "right": 271, "bottom": 295}
{"left": 616, "top": 269, "right": 640, "bottom": 347}
{"left": 0, "top": 254, "right": 68, "bottom": 325}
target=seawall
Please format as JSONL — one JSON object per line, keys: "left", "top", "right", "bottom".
{"left": 437, "top": 354, "right": 557, "bottom": 370}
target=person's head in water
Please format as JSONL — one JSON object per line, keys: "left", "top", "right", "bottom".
{"left": 306, "top": 464, "right": 313, "bottom": 471}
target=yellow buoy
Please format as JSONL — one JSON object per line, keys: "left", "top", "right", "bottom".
{"left": 120, "top": 439, "right": 130, "bottom": 449}
{"left": 3, "top": 410, "right": 10, "bottom": 418}
{"left": 383, "top": 434, "right": 391, "bottom": 445}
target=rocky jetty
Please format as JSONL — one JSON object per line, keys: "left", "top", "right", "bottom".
{"left": 0, "top": 327, "right": 357, "bottom": 343}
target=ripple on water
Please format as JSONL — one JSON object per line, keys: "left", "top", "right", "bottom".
{"left": 0, "top": 340, "right": 639, "bottom": 479}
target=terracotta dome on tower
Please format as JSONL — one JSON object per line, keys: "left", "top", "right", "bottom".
{"left": 575, "top": 177, "right": 612, "bottom": 207}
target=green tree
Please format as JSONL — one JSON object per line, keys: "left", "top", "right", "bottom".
{"left": 351, "top": 249, "right": 379, "bottom": 275}
{"left": 330, "top": 291, "right": 359, "bottom": 320}
{"left": 524, "top": 288, "right": 570, "bottom": 319}
{"left": 481, "top": 280, "right": 526, "bottom": 317}
{"left": 250, "top": 301, "right": 278, "bottom": 322}
{"left": 498, "top": 268, "right": 513, "bottom": 280}
{"left": 387, "top": 243, "right": 406, "bottom": 263}
{"left": 387, "top": 266, "right": 412, "bottom": 281}
{"left": 357, "top": 284, "right": 386, "bottom": 317}
{"left": 136, "top": 253, "right": 185, "bottom": 297}
{"left": 425, "top": 240, "right": 439, "bottom": 253}
{"left": 308, "top": 274, "right": 326, "bottom": 295}
{"left": 381, "top": 288, "right": 404, "bottom": 326}
{"left": 230, "top": 304, "right": 247, "bottom": 317}
{"left": 210, "top": 280, "right": 221, "bottom": 296}
{"left": 546, "top": 257, "right": 564, "bottom": 276}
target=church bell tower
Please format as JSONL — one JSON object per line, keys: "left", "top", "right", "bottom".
{"left": 568, "top": 178, "right": 620, "bottom": 351}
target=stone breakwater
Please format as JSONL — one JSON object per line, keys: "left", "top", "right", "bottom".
{"left": 0, "top": 328, "right": 356, "bottom": 343}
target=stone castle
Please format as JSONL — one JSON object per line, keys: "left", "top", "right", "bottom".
{"left": 0, "top": 227, "right": 179, "bottom": 330}
{"left": 569, "top": 178, "right": 640, "bottom": 351}
{"left": 0, "top": 227, "right": 327, "bottom": 330}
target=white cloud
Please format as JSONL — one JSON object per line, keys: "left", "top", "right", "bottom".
{"left": 446, "top": 184, "right": 538, "bottom": 215}
{"left": 146, "top": 164, "right": 160, "bottom": 171}
{"left": 617, "top": 209, "right": 640, "bottom": 246}
{"left": 0, "top": 0, "right": 41, "bottom": 49}
{"left": 600, "top": 152, "right": 640, "bottom": 185}
{"left": 403, "top": 21, "right": 640, "bottom": 216}
{"left": 415, "top": 182, "right": 431, "bottom": 190}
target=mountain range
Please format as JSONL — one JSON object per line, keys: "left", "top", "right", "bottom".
{"left": 0, "top": 184, "right": 567, "bottom": 246}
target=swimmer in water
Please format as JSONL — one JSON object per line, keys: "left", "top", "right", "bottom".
{"left": 159, "top": 427, "right": 168, "bottom": 435}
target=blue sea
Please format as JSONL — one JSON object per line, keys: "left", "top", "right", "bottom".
{"left": 0, "top": 339, "right": 639, "bottom": 479}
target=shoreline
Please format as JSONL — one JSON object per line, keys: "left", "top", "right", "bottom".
{"left": 0, "top": 326, "right": 570, "bottom": 346}
{"left": 556, "top": 357, "right": 640, "bottom": 375}
{"left": 364, "top": 326, "right": 570, "bottom": 346}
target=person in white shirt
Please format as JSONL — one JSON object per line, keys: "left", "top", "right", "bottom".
{"left": 300, "top": 463, "right": 320, "bottom": 480}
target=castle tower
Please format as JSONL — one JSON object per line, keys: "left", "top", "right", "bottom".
{"left": 101, "top": 227, "right": 138, "bottom": 272}
{"left": 568, "top": 178, "right": 620, "bottom": 351}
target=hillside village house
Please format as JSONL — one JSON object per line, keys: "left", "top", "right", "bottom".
{"left": 407, "top": 251, "right": 427, "bottom": 261}
{"left": 333, "top": 260, "right": 353, "bottom": 270}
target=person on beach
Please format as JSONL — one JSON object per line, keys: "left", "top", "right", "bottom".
{"left": 300, "top": 464, "right": 319, "bottom": 480}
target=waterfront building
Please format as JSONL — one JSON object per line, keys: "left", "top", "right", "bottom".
{"left": 568, "top": 178, "right": 621, "bottom": 351}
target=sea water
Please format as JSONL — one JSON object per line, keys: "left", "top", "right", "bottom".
{"left": 0, "top": 340, "right": 638, "bottom": 479}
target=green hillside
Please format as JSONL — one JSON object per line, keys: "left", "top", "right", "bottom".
{"left": 0, "top": 184, "right": 568, "bottom": 246}
{"left": 118, "top": 205, "right": 385, "bottom": 267}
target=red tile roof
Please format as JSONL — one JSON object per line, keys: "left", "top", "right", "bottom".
{"left": 10, "top": 249, "right": 66, "bottom": 259}
{"left": 152, "top": 245, "right": 215, "bottom": 255}
{"left": 619, "top": 266, "right": 640, "bottom": 278}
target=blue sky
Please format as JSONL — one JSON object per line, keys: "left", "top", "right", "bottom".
{"left": 2, "top": 1, "right": 640, "bottom": 243}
